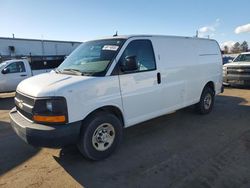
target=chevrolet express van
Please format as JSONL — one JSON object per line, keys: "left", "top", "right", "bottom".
{"left": 10, "top": 35, "right": 223, "bottom": 160}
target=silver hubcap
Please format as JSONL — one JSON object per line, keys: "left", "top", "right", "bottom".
{"left": 204, "top": 93, "right": 212, "bottom": 110}
{"left": 92, "top": 123, "right": 115, "bottom": 151}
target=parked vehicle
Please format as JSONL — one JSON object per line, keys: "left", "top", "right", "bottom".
{"left": 10, "top": 35, "right": 223, "bottom": 160}
{"left": 0, "top": 58, "right": 62, "bottom": 93}
{"left": 222, "top": 55, "right": 234, "bottom": 65}
{"left": 223, "top": 52, "right": 250, "bottom": 86}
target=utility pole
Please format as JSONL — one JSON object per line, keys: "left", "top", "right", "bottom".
{"left": 41, "top": 34, "right": 45, "bottom": 60}
{"left": 196, "top": 30, "right": 199, "bottom": 38}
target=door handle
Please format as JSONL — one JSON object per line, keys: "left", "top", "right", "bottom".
{"left": 157, "top": 72, "right": 161, "bottom": 84}
{"left": 20, "top": 74, "right": 27, "bottom": 77}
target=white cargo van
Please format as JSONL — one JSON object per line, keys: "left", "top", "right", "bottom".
{"left": 0, "top": 59, "right": 55, "bottom": 93}
{"left": 10, "top": 35, "right": 223, "bottom": 160}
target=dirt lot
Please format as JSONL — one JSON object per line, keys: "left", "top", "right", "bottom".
{"left": 0, "top": 88, "right": 250, "bottom": 188}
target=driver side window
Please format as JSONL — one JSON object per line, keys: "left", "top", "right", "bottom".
{"left": 6, "top": 61, "right": 26, "bottom": 73}
{"left": 119, "top": 40, "right": 156, "bottom": 72}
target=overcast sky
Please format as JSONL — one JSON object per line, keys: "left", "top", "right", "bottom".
{"left": 1, "top": 0, "right": 249, "bottom": 48}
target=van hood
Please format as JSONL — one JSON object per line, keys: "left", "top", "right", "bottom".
{"left": 224, "top": 61, "right": 250, "bottom": 67}
{"left": 17, "top": 71, "right": 93, "bottom": 97}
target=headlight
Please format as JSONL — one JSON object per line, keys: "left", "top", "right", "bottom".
{"left": 46, "top": 100, "right": 53, "bottom": 112}
{"left": 223, "top": 66, "right": 227, "bottom": 75}
{"left": 32, "top": 97, "right": 68, "bottom": 124}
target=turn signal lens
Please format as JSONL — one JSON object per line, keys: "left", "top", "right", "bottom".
{"left": 33, "top": 115, "right": 66, "bottom": 123}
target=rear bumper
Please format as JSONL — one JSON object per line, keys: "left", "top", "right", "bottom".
{"left": 10, "top": 108, "right": 81, "bottom": 148}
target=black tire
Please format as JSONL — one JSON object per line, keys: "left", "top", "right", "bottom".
{"left": 77, "top": 111, "right": 123, "bottom": 160}
{"left": 195, "top": 86, "right": 215, "bottom": 114}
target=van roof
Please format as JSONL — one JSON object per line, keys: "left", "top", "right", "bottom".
{"left": 90, "top": 34, "right": 217, "bottom": 42}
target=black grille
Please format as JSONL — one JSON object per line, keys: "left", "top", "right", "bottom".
{"left": 16, "top": 105, "right": 33, "bottom": 120}
{"left": 15, "top": 92, "right": 35, "bottom": 120}
{"left": 15, "top": 92, "right": 35, "bottom": 106}
{"left": 227, "top": 66, "right": 250, "bottom": 75}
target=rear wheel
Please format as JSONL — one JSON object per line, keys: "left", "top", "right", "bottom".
{"left": 77, "top": 111, "right": 123, "bottom": 160}
{"left": 195, "top": 86, "right": 215, "bottom": 114}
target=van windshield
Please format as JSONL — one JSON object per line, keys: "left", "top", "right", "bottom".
{"left": 57, "top": 39, "right": 125, "bottom": 76}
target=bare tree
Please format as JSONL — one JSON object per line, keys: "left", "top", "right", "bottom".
{"left": 224, "top": 45, "right": 229, "bottom": 54}
{"left": 232, "top": 42, "right": 241, "bottom": 53}
{"left": 240, "top": 41, "right": 248, "bottom": 52}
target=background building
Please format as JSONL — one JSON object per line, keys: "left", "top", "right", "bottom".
{"left": 0, "top": 37, "right": 81, "bottom": 65}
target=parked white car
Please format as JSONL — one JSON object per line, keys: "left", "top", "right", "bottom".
{"left": 223, "top": 52, "right": 250, "bottom": 86}
{"left": 0, "top": 59, "right": 53, "bottom": 93}
{"left": 10, "top": 35, "right": 223, "bottom": 160}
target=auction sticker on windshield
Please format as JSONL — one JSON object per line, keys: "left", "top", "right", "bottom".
{"left": 102, "top": 45, "right": 119, "bottom": 51}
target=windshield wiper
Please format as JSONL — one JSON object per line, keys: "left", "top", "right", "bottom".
{"left": 58, "top": 68, "right": 97, "bottom": 76}
{"left": 81, "top": 71, "right": 98, "bottom": 76}
{"left": 61, "top": 68, "right": 83, "bottom": 76}
{"left": 54, "top": 68, "right": 61, "bottom": 73}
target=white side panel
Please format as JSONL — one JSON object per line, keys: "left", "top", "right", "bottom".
{"left": 119, "top": 70, "right": 164, "bottom": 127}
{"left": 196, "top": 40, "right": 222, "bottom": 95}
{"left": 59, "top": 76, "right": 123, "bottom": 123}
{"left": 152, "top": 37, "right": 193, "bottom": 110}
{"left": 152, "top": 37, "right": 222, "bottom": 110}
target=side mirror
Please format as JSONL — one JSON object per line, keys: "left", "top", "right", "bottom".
{"left": 121, "top": 56, "right": 138, "bottom": 72}
{"left": 228, "top": 59, "right": 233, "bottom": 63}
{"left": 1, "top": 68, "right": 10, "bottom": 74}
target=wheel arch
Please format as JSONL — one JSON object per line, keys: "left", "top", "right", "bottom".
{"left": 204, "top": 81, "right": 215, "bottom": 95}
{"left": 81, "top": 105, "right": 125, "bottom": 128}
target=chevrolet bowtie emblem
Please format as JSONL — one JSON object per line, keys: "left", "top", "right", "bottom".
{"left": 18, "top": 100, "right": 24, "bottom": 109}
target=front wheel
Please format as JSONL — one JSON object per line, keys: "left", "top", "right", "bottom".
{"left": 77, "top": 111, "right": 123, "bottom": 160}
{"left": 195, "top": 86, "right": 215, "bottom": 114}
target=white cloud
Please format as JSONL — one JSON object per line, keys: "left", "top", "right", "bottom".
{"left": 199, "top": 26, "right": 214, "bottom": 33}
{"left": 220, "top": 41, "right": 236, "bottom": 51}
{"left": 198, "top": 18, "right": 220, "bottom": 37}
{"left": 235, "top": 23, "right": 250, "bottom": 34}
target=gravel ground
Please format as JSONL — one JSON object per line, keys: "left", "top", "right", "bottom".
{"left": 0, "top": 88, "right": 250, "bottom": 188}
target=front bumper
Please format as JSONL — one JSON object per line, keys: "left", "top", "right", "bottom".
{"left": 10, "top": 108, "right": 82, "bottom": 148}
{"left": 223, "top": 75, "right": 250, "bottom": 86}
